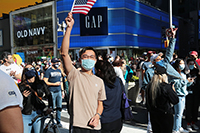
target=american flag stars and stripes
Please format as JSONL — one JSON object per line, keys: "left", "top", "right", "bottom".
{"left": 71, "top": 0, "right": 97, "bottom": 15}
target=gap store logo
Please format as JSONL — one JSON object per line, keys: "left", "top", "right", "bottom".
{"left": 80, "top": 7, "right": 108, "bottom": 36}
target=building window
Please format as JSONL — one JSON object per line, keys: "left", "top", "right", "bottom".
{"left": 11, "top": 5, "right": 53, "bottom": 47}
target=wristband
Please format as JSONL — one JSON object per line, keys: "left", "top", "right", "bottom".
{"left": 96, "top": 113, "right": 101, "bottom": 119}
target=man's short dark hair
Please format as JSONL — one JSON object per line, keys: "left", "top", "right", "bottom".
{"left": 1, "top": 52, "right": 11, "bottom": 61}
{"left": 79, "top": 47, "right": 97, "bottom": 59}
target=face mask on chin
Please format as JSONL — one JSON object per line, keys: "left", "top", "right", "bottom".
{"left": 81, "top": 59, "right": 95, "bottom": 71}
{"left": 8, "top": 58, "right": 14, "bottom": 64}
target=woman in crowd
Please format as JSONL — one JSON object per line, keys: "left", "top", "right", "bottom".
{"left": 146, "top": 66, "right": 179, "bottom": 133}
{"left": 95, "top": 60, "right": 123, "bottom": 133}
{"left": 112, "top": 58, "right": 125, "bottom": 85}
{"left": 18, "top": 64, "right": 53, "bottom": 133}
{"left": 171, "top": 59, "right": 194, "bottom": 133}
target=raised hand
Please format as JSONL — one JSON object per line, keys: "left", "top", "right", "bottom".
{"left": 65, "top": 12, "right": 74, "bottom": 29}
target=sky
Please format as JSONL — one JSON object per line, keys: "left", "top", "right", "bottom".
{"left": 0, "top": 0, "right": 42, "bottom": 17}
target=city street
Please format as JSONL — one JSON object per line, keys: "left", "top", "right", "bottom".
{"left": 44, "top": 96, "right": 200, "bottom": 133}
{"left": 45, "top": 104, "right": 147, "bottom": 133}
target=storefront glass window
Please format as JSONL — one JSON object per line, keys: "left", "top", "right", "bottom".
{"left": 12, "top": 5, "right": 53, "bottom": 47}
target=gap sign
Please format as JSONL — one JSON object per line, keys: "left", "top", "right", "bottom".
{"left": 80, "top": 7, "right": 108, "bottom": 36}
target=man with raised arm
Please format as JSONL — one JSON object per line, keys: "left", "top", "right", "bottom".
{"left": 61, "top": 12, "right": 106, "bottom": 133}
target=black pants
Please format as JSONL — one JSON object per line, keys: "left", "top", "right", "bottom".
{"left": 101, "top": 118, "right": 123, "bottom": 133}
{"left": 73, "top": 126, "right": 101, "bottom": 133}
{"left": 185, "top": 91, "right": 200, "bottom": 123}
{"left": 150, "top": 111, "right": 173, "bottom": 133}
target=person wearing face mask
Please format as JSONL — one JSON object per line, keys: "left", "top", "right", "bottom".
{"left": 170, "top": 59, "right": 194, "bottom": 133}
{"left": 43, "top": 58, "right": 63, "bottom": 127}
{"left": 61, "top": 12, "right": 106, "bottom": 133}
{"left": 189, "top": 51, "right": 200, "bottom": 68}
{"left": 0, "top": 52, "right": 22, "bottom": 83}
{"left": 142, "top": 28, "right": 181, "bottom": 133}
{"left": 18, "top": 64, "right": 53, "bottom": 133}
{"left": 185, "top": 59, "right": 200, "bottom": 131}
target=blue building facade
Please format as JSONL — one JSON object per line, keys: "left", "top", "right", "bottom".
{"left": 56, "top": 0, "right": 179, "bottom": 57}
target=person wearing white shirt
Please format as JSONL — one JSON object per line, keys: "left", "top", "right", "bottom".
{"left": 0, "top": 52, "right": 22, "bottom": 83}
{"left": 112, "top": 59, "right": 126, "bottom": 85}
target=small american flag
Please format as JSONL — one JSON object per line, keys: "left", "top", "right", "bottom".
{"left": 71, "top": 0, "right": 97, "bottom": 15}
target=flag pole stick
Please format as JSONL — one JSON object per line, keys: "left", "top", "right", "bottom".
{"left": 169, "top": 0, "right": 172, "bottom": 28}
{"left": 70, "top": 0, "right": 76, "bottom": 12}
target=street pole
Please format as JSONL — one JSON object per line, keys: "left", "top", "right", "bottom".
{"left": 169, "top": 0, "right": 172, "bottom": 28}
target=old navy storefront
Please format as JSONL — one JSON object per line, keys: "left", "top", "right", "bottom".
{"left": 10, "top": 1, "right": 57, "bottom": 62}
{"left": 56, "top": 0, "right": 179, "bottom": 59}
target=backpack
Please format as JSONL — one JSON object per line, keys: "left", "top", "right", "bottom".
{"left": 118, "top": 77, "right": 134, "bottom": 121}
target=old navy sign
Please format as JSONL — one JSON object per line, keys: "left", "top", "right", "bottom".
{"left": 80, "top": 7, "right": 108, "bottom": 36}
{"left": 16, "top": 26, "right": 45, "bottom": 38}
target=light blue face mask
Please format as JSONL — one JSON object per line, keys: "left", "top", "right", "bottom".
{"left": 156, "top": 60, "right": 164, "bottom": 67}
{"left": 189, "top": 65, "right": 194, "bottom": 70}
{"left": 81, "top": 59, "right": 96, "bottom": 71}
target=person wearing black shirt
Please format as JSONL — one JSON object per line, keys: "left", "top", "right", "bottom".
{"left": 19, "top": 64, "right": 53, "bottom": 133}
{"left": 43, "top": 58, "right": 63, "bottom": 127}
{"left": 146, "top": 66, "right": 179, "bottom": 133}
{"left": 95, "top": 60, "right": 123, "bottom": 133}
{"left": 185, "top": 59, "right": 200, "bottom": 131}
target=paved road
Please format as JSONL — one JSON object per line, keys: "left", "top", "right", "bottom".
{"left": 43, "top": 99, "right": 148, "bottom": 133}
{"left": 44, "top": 100, "right": 200, "bottom": 133}
{"left": 48, "top": 108, "right": 147, "bottom": 133}
{"left": 43, "top": 82, "right": 200, "bottom": 133}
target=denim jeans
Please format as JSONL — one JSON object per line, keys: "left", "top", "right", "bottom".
{"left": 22, "top": 111, "right": 41, "bottom": 133}
{"left": 173, "top": 96, "right": 185, "bottom": 131}
{"left": 51, "top": 91, "right": 62, "bottom": 123}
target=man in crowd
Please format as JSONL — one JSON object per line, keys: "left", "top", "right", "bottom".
{"left": 0, "top": 52, "right": 22, "bottom": 83}
{"left": 0, "top": 69, "right": 23, "bottom": 133}
{"left": 61, "top": 12, "right": 106, "bottom": 132}
{"left": 43, "top": 57, "right": 63, "bottom": 127}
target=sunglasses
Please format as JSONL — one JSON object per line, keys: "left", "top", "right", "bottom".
{"left": 25, "top": 67, "right": 35, "bottom": 71}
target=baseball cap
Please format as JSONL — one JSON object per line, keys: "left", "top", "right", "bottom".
{"left": 147, "top": 51, "right": 153, "bottom": 54}
{"left": 155, "top": 65, "right": 166, "bottom": 75}
{"left": 51, "top": 58, "right": 59, "bottom": 63}
{"left": 190, "top": 51, "right": 198, "bottom": 56}
{"left": 150, "top": 54, "right": 159, "bottom": 62}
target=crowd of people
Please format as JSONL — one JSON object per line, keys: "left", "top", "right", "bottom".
{"left": 1, "top": 12, "right": 200, "bottom": 133}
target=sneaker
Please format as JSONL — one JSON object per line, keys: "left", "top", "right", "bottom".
{"left": 57, "top": 123, "right": 62, "bottom": 128}
{"left": 192, "top": 124, "right": 199, "bottom": 130}
{"left": 186, "top": 125, "right": 192, "bottom": 132}
{"left": 147, "top": 129, "right": 153, "bottom": 133}
{"left": 179, "top": 127, "right": 189, "bottom": 133}
{"left": 172, "top": 130, "right": 180, "bottom": 133}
